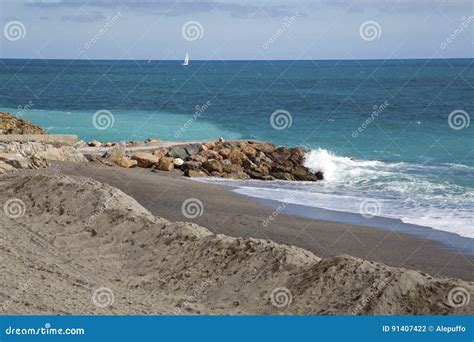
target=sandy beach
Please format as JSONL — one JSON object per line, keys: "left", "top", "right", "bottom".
{"left": 1, "top": 161, "right": 473, "bottom": 316}
{"left": 37, "top": 161, "right": 474, "bottom": 281}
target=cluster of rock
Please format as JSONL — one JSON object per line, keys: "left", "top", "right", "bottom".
{"left": 102, "top": 139, "right": 322, "bottom": 181}
{"left": 0, "top": 141, "right": 87, "bottom": 174}
{"left": 0, "top": 112, "right": 46, "bottom": 135}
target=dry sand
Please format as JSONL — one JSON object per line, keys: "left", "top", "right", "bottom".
{"left": 1, "top": 166, "right": 473, "bottom": 315}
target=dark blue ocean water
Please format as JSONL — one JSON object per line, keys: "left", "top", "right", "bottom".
{"left": 0, "top": 58, "right": 472, "bottom": 237}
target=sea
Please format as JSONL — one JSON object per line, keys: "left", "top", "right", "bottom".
{"left": 0, "top": 58, "right": 472, "bottom": 239}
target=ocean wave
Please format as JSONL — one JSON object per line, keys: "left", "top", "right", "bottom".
{"left": 200, "top": 148, "right": 474, "bottom": 239}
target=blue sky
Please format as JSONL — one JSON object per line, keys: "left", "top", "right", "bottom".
{"left": 0, "top": 0, "right": 472, "bottom": 60}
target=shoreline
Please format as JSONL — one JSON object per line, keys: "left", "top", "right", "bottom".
{"left": 26, "top": 161, "right": 474, "bottom": 281}
{"left": 248, "top": 197, "right": 474, "bottom": 257}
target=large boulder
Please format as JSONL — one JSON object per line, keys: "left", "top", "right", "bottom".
{"left": 115, "top": 157, "right": 137, "bottom": 168}
{"left": 228, "top": 149, "right": 246, "bottom": 166}
{"left": 185, "top": 144, "right": 201, "bottom": 156}
{"left": 241, "top": 144, "right": 257, "bottom": 158}
{"left": 131, "top": 152, "right": 159, "bottom": 168}
{"left": 202, "top": 159, "right": 223, "bottom": 173}
{"left": 248, "top": 141, "right": 276, "bottom": 154}
{"left": 184, "top": 169, "right": 208, "bottom": 177}
{"left": 158, "top": 157, "right": 174, "bottom": 171}
{"left": 168, "top": 146, "right": 189, "bottom": 160}
{"left": 153, "top": 148, "right": 168, "bottom": 161}
{"left": 103, "top": 147, "right": 125, "bottom": 163}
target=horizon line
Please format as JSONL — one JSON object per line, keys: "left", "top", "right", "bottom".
{"left": 0, "top": 57, "right": 472, "bottom": 62}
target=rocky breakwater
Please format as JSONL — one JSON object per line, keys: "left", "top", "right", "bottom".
{"left": 104, "top": 139, "right": 323, "bottom": 181}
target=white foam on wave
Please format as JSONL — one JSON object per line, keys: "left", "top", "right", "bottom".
{"left": 200, "top": 148, "right": 474, "bottom": 239}
{"left": 303, "top": 148, "right": 382, "bottom": 181}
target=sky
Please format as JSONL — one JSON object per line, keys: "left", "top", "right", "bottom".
{"left": 0, "top": 0, "right": 473, "bottom": 60}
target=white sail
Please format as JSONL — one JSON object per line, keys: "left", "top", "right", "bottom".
{"left": 182, "top": 53, "right": 189, "bottom": 66}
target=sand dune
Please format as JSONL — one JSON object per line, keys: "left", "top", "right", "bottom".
{"left": 0, "top": 174, "right": 472, "bottom": 315}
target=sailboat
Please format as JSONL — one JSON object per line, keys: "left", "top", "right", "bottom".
{"left": 182, "top": 53, "right": 189, "bottom": 66}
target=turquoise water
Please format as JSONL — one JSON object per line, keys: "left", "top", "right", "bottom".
{"left": 0, "top": 58, "right": 472, "bottom": 237}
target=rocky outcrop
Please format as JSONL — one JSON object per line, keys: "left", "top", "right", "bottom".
{"left": 0, "top": 141, "right": 87, "bottom": 174}
{"left": 0, "top": 112, "right": 46, "bottom": 135}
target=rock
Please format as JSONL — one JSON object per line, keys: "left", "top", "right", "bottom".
{"left": 270, "top": 147, "right": 291, "bottom": 164}
{"left": 315, "top": 171, "right": 324, "bottom": 180}
{"left": 181, "top": 161, "right": 204, "bottom": 171}
{"left": 288, "top": 147, "right": 306, "bottom": 165}
{"left": 0, "top": 152, "right": 48, "bottom": 169}
{"left": 75, "top": 140, "right": 87, "bottom": 148}
{"left": 242, "top": 158, "right": 256, "bottom": 170}
{"left": 199, "top": 150, "right": 221, "bottom": 160}
{"left": 158, "top": 157, "right": 174, "bottom": 171}
{"left": 185, "top": 144, "right": 201, "bottom": 156}
{"left": 204, "top": 142, "right": 215, "bottom": 150}
{"left": 218, "top": 137, "right": 225, "bottom": 143}
{"left": 189, "top": 154, "right": 208, "bottom": 163}
{"left": 153, "top": 148, "right": 168, "bottom": 161}
{"left": 0, "top": 160, "right": 15, "bottom": 174}
{"left": 202, "top": 159, "right": 223, "bottom": 173}
{"left": 115, "top": 157, "right": 137, "bottom": 168}
{"left": 222, "top": 171, "right": 250, "bottom": 180}
{"left": 200, "top": 145, "right": 208, "bottom": 151}
{"left": 184, "top": 169, "right": 208, "bottom": 178}
{"left": 271, "top": 172, "right": 295, "bottom": 181}
{"left": 88, "top": 140, "right": 102, "bottom": 147}
{"left": 131, "top": 152, "right": 159, "bottom": 168}
{"left": 241, "top": 145, "right": 257, "bottom": 158}
{"left": 248, "top": 141, "right": 276, "bottom": 154}
{"left": 0, "top": 141, "right": 87, "bottom": 163}
{"left": 173, "top": 158, "right": 184, "bottom": 167}
{"left": 168, "top": 146, "right": 189, "bottom": 160}
{"left": 0, "top": 112, "right": 46, "bottom": 135}
{"left": 228, "top": 149, "right": 246, "bottom": 166}
{"left": 245, "top": 170, "right": 275, "bottom": 181}
{"left": 218, "top": 148, "right": 231, "bottom": 159}
{"left": 103, "top": 147, "right": 125, "bottom": 163}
